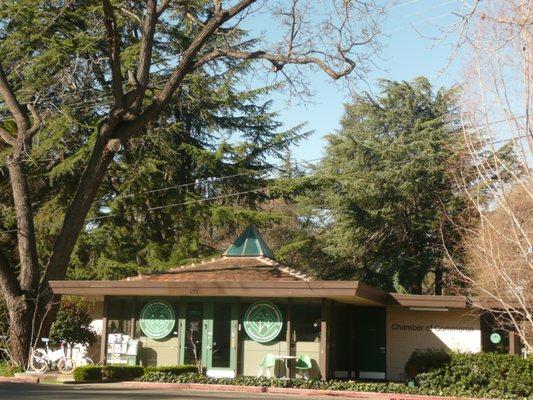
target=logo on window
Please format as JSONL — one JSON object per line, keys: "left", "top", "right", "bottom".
{"left": 243, "top": 301, "right": 283, "bottom": 343}
{"left": 139, "top": 300, "right": 175, "bottom": 340}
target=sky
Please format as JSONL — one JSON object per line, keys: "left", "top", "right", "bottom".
{"left": 247, "top": 0, "right": 470, "bottom": 164}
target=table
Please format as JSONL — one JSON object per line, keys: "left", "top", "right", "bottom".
{"left": 272, "top": 354, "right": 296, "bottom": 378}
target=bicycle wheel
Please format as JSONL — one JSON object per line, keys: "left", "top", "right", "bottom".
{"left": 30, "top": 349, "right": 48, "bottom": 372}
{"left": 57, "top": 357, "right": 76, "bottom": 374}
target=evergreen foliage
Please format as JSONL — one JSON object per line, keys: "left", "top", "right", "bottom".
{"left": 0, "top": 0, "right": 308, "bottom": 281}
{"left": 309, "top": 78, "right": 469, "bottom": 293}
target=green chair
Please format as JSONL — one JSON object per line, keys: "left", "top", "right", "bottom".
{"left": 295, "top": 354, "right": 312, "bottom": 379}
{"left": 258, "top": 353, "right": 276, "bottom": 378}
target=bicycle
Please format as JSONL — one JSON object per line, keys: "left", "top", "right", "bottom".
{"left": 71, "top": 343, "right": 94, "bottom": 366}
{"left": 29, "top": 338, "right": 76, "bottom": 374}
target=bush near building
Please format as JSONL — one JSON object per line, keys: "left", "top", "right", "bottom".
{"left": 72, "top": 366, "right": 103, "bottom": 381}
{"left": 415, "top": 352, "right": 532, "bottom": 399}
{"left": 136, "top": 353, "right": 532, "bottom": 400}
{"left": 72, "top": 364, "right": 196, "bottom": 382}
{"left": 405, "top": 349, "right": 452, "bottom": 379}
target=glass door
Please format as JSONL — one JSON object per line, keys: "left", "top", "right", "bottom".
{"left": 205, "top": 301, "right": 238, "bottom": 377}
{"left": 180, "top": 303, "right": 204, "bottom": 366}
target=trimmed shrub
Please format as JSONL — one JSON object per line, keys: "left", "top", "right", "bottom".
{"left": 102, "top": 365, "right": 145, "bottom": 380}
{"left": 73, "top": 365, "right": 144, "bottom": 381}
{"left": 143, "top": 365, "right": 197, "bottom": 376}
{"left": 405, "top": 349, "right": 452, "bottom": 379}
{"left": 73, "top": 365, "right": 103, "bottom": 381}
{"left": 415, "top": 352, "right": 533, "bottom": 399}
{"left": 136, "top": 372, "right": 415, "bottom": 394}
{"left": 137, "top": 354, "right": 533, "bottom": 400}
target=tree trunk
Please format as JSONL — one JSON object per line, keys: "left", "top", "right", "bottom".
{"left": 7, "top": 159, "right": 40, "bottom": 292}
{"left": 435, "top": 265, "right": 443, "bottom": 295}
{"left": 6, "top": 296, "right": 34, "bottom": 369}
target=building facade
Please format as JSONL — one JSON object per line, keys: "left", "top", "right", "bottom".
{"left": 50, "top": 227, "right": 522, "bottom": 381}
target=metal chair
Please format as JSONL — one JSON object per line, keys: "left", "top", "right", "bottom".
{"left": 295, "top": 354, "right": 312, "bottom": 379}
{"left": 258, "top": 353, "right": 276, "bottom": 378}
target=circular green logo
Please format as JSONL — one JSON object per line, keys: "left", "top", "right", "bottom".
{"left": 139, "top": 300, "right": 175, "bottom": 339}
{"left": 490, "top": 332, "right": 501, "bottom": 344}
{"left": 243, "top": 302, "right": 283, "bottom": 343}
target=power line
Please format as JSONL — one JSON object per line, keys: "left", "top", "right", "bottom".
{"left": 0, "top": 187, "right": 268, "bottom": 234}
{"left": 0, "top": 117, "right": 528, "bottom": 231}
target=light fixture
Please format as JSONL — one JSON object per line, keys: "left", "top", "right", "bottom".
{"left": 409, "top": 307, "right": 449, "bottom": 312}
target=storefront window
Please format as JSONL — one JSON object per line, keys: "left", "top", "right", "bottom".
{"left": 292, "top": 302, "right": 321, "bottom": 342}
{"left": 107, "top": 297, "right": 133, "bottom": 335}
{"left": 239, "top": 301, "right": 287, "bottom": 377}
{"left": 481, "top": 314, "right": 510, "bottom": 353}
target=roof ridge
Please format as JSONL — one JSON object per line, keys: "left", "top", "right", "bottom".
{"left": 257, "top": 256, "right": 313, "bottom": 282}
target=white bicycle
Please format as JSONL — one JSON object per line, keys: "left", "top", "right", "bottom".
{"left": 30, "top": 338, "right": 76, "bottom": 374}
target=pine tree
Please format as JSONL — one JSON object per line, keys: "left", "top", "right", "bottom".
{"left": 311, "top": 78, "right": 468, "bottom": 294}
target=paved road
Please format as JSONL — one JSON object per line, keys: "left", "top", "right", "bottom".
{"left": 0, "top": 383, "right": 359, "bottom": 400}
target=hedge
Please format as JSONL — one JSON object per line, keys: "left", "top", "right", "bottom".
{"left": 137, "top": 372, "right": 414, "bottom": 393}
{"left": 72, "top": 364, "right": 195, "bottom": 382}
{"left": 102, "top": 365, "right": 145, "bottom": 381}
{"left": 143, "top": 365, "right": 197, "bottom": 375}
{"left": 405, "top": 349, "right": 451, "bottom": 379}
{"left": 415, "top": 352, "right": 532, "bottom": 399}
{"left": 137, "top": 352, "right": 533, "bottom": 400}
{"left": 73, "top": 365, "right": 102, "bottom": 381}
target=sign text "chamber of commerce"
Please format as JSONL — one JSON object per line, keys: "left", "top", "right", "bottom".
{"left": 391, "top": 324, "right": 475, "bottom": 332}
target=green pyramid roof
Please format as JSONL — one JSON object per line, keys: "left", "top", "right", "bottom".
{"left": 223, "top": 226, "right": 275, "bottom": 259}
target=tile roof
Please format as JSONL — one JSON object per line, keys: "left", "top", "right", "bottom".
{"left": 125, "top": 256, "right": 313, "bottom": 282}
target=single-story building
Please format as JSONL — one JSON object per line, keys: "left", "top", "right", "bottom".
{"left": 50, "top": 226, "right": 523, "bottom": 381}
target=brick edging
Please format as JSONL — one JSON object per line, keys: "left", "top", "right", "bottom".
{"left": 121, "top": 381, "right": 494, "bottom": 400}
{"left": 0, "top": 376, "right": 40, "bottom": 383}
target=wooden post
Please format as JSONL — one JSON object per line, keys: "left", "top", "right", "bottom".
{"left": 130, "top": 297, "right": 137, "bottom": 337}
{"left": 319, "top": 298, "right": 330, "bottom": 380}
{"left": 286, "top": 298, "right": 292, "bottom": 378}
{"left": 100, "top": 296, "right": 109, "bottom": 364}
{"left": 509, "top": 331, "right": 520, "bottom": 355}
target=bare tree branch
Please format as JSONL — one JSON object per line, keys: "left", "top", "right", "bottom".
{"left": 132, "top": 0, "right": 158, "bottom": 111}
{"left": 0, "top": 62, "right": 29, "bottom": 133}
{"left": 25, "top": 104, "right": 42, "bottom": 138}
{"left": 193, "top": 48, "right": 356, "bottom": 79}
{"left": 124, "top": 0, "right": 258, "bottom": 131}
{"left": 102, "top": 0, "right": 124, "bottom": 105}
{"left": 0, "top": 126, "right": 15, "bottom": 146}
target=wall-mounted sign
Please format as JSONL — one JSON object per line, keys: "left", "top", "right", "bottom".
{"left": 243, "top": 301, "right": 283, "bottom": 343}
{"left": 139, "top": 300, "right": 175, "bottom": 339}
{"left": 490, "top": 332, "right": 501, "bottom": 344}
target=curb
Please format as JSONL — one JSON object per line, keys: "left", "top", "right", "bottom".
{"left": 0, "top": 376, "right": 40, "bottom": 383}
{"left": 121, "top": 381, "right": 494, "bottom": 400}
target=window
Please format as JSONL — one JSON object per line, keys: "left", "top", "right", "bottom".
{"left": 292, "top": 302, "right": 321, "bottom": 342}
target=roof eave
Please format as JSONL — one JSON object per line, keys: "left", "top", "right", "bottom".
{"left": 387, "top": 293, "right": 469, "bottom": 308}
{"left": 49, "top": 279, "right": 387, "bottom": 306}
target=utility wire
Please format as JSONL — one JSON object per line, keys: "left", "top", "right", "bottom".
{"left": 0, "top": 187, "right": 269, "bottom": 234}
